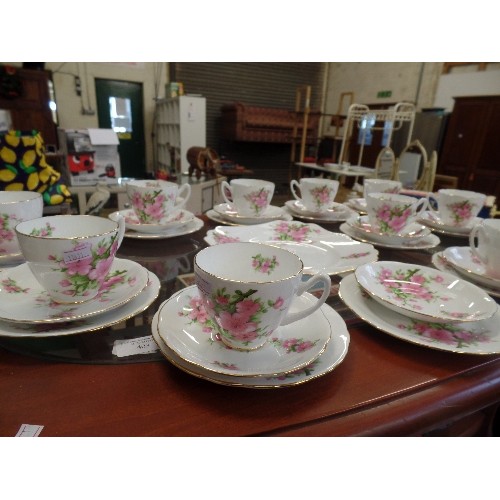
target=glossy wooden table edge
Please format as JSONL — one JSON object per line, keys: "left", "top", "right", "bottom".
{"left": 261, "top": 357, "right": 500, "bottom": 436}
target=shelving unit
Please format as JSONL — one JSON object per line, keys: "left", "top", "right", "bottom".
{"left": 155, "top": 96, "right": 206, "bottom": 174}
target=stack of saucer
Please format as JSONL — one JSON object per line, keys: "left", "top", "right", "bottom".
{"left": 339, "top": 261, "right": 500, "bottom": 354}
{"left": 340, "top": 214, "right": 440, "bottom": 249}
{"left": 434, "top": 246, "right": 500, "bottom": 298}
{"left": 109, "top": 208, "right": 204, "bottom": 239}
{"left": 206, "top": 203, "right": 292, "bottom": 226}
{"left": 419, "top": 211, "right": 483, "bottom": 238}
{"left": 0, "top": 258, "right": 160, "bottom": 338}
{"left": 204, "top": 220, "right": 379, "bottom": 276}
{"left": 344, "top": 197, "right": 367, "bottom": 214}
{"left": 282, "top": 199, "right": 357, "bottom": 223}
{"left": 151, "top": 286, "right": 350, "bottom": 388}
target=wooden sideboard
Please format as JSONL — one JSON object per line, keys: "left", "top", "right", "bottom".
{"left": 438, "top": 95, "right": 500, "bottom": 200}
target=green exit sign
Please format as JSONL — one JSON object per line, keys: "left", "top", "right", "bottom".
{"left": 377, "top": 90, "right": 392, "bottom": 98}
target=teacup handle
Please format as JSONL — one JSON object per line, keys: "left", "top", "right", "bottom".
{"left": 290, "top": 180, "right": 302, "bottom": 201}
{"left": 178, "top": 255, "right": 191, "bottom": 273}
{"left": 280, "top": 272, "right": 331, "bottom": 326}
{"left": 220, "top": 181, "right": 233, "bottom": 205}
{"left": 115, "top": 214, "right": 126, "bottom": 248}
{"left": 469, "top": 225, "right": 488, "bottom": 264}
{"left": 174, "top": 183, "right": 192, "bottom": 209}
{"left": 413, "top": 197, "right": 429, "bottom": 217}
{"left": 426, "top": 194, "right": 439, "bottom": 214}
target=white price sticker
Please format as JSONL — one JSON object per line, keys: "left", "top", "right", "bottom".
{"left": 112, "top": 335, "right": 159, "bottom": 358}
{"left": 63, "top": 242, "right": 92, "bottom": 264}
{"left": 16, "top": 424, "right": 44, "bottom": 437}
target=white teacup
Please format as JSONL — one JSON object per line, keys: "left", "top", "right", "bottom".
{"left": 366, "top": 192, "right": 428, "bottom": 235}
{"left": 469, "top": 219, "right": 500, "bottom": 279}
{"left": 220, "top": 179, "right": 274, "bottom": 217}
{"left": 126, "top": 179, "right": 191, "bottom": 224}
{"left": 290, "top": 177, "right": 339, "bottom": 212}
{"left": 363, "top": 179, "right": 402, "bottom": 198}
{"left": 15, "top": 215, "right": 125, "bottom": 304}
{"left": 427, "top": 189, "right": 485, "bottom": 228}
{"left": 194, "top": 242, "right": 331, "bottom": 351}
{"left": 0, "top": 191, "right": 43, "bottom": 257}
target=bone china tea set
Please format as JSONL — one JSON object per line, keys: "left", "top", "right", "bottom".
{"left": 1, "top": 182, "right": 499, "bottom": 387}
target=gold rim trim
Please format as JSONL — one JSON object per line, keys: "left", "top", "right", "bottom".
{"left": 16, "top": 215, "right": 119, "bottom": 241}
{"left": 338, "top": 274, "right": 500, "bottom": 355}
{"left": 152, "top": 311, "right": 349, "bottom": 388}
{"left": 155, "top": 288, "right": 332, "bottom": 378}
{"left": 194, "top": 242, "right": 303, "bottom": 285}
{"left": 0, "top": 274, "right": 161, "bottom": 338}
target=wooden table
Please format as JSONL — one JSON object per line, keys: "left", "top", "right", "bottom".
{"left": 1, "top": 216, "right": 499, "bottom": 437}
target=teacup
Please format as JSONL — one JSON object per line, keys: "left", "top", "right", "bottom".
{"left": 15, "top": 214, "right": 125, "bottom": 304}
{"left": 0, "top": 191, "right": 43, "bottom": 257}
{"left": 126, "top": 179, "right": 191, "bottom": 224}
{"left": 194, "top": 242, "right": 331, "bottom": 351}
{"left": 365, "top": 192, "right": 428, "bottom": 235}
{"left": 363, "top": 179, "right": 402, "bottom": 198}
{"left": 427, "top": 189, "right": 485, "bottom": 227}
{"left": 290, "top": 177, "right": 339, "bottom": 212}
{"left": 469, "top": 219, "right": 500, "bottom": 279}
{"left": 220, "top": 178, "right": 274, "bottom": 217}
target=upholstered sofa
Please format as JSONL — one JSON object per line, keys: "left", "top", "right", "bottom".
{"left": 220, "top": 101, "right": 321, "bottom": 144}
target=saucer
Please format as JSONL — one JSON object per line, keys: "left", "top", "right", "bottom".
{"left": 204, "top": 220, "right": 379, "bottom": 275}
{"left": 419, "top": 211, "right": 483, "bottom": 237}
{"left": 213, "top": 203, "right": 290, "bottom": 225}
{"left": 339, "top": 273, "right": 500, "bottom": 355}
{"left": 345, "top": 197, "right": 367, "bottom": 213}
{"left": 0, "top": 251, "right": 25, "bottom": 267}
{"left": 0, "top": 258, "right": 150, "bottom": 323}
{"left": 443, "top": 246, "right": 500, "bottom": 290}
{"left": 346, "top": 215, "right": 431, "bottom": 245}
{"left": 355, "top": 261, "right": 497, "bottom": 323}
{"left": 152, "top": 303, "right": 350, "bottom": 388}
{"left": 114, "top": 217, "right": 204, "bottom": 239}
{"left": 155, "top": 285, "right": 332, "bottom": 378}
{"left": 109, "top": 208, "right": 195, "bottom": 234}
{"left": 431, "top": 252, "right": 500, "bottom": 299}
{"left": 0, "top": 272, "right": 161, "bottom": 338}
{"left": 339, "top": 222, "right": 440, "bottom": 250}
{"left": 284, "top": 200, "right": 353, "bottom": 220}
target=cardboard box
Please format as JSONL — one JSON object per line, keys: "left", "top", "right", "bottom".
{"left": 58, "top": 128, "right": 121, "bottom": 186}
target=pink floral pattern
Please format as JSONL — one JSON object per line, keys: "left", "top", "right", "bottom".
{"left": 130, "top": 189, "right": 173, "bottom": 223}
{"left": 243, "top": 188, "right": 271, "bottom": 215}
{"left": 0, "top": 213, "right": 19, "bottom": 254}
{"left": 270, "top": 337, "right": 318, "bottom": 353}
{"left": 213, "top": 233, "right": 240, "bottom": 244}
{"left": 49, "top": 234, "right": 120, "bottom": 300}
{"left": 376, "top": 266, "right": 449, "bottom": 310}
{"left": 309, "top": 185, "right": 333, "bottom": 210}
{"left": 342, "top": 251, "right": 371, "bottom": 259}
{"left": 272, "top": 221, "right": 320, "bottom": 242}
{"left": 446, "top": 200, "right": 477, "bottom": 226}
{"left": 252, "top": 253, "right": 279, "bottom": 274}
{"left": 29, "top": 223, "right": 55, "bottom": 237}
{"left": 0, "top": 277, "right": 30, "bottom": 294}
{"left": 373, "top": 202, "right": 413, "bottom": 233}
{"left": 398, "top": 319, "right": 491, "bottom": 348}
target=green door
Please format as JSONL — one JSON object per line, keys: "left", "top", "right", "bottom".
{"left": 95, "top": 78, "right": 146, "bottom": 179}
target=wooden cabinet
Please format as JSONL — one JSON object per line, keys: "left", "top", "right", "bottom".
{"left": 0, "top": 65, "right": 57, "bottom": 148}
{"left": 438, "top": 95, "right": 500, "bottom": 199}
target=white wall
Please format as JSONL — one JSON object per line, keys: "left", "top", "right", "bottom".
{"left": 322, "top": 62, "right": 443, "bottom": 136}
{"left": 434, "top": 69, "right": 500, "bottom": 111}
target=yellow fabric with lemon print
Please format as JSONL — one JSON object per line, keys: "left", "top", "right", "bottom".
{"left": 0, "top": 130, "right": 72, "bottom": 205}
